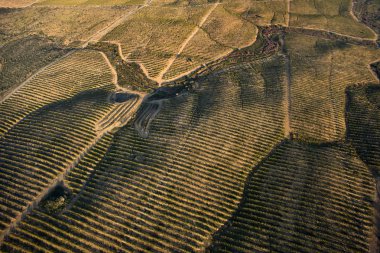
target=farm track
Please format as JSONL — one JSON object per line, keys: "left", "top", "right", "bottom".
{"left": 155, "top": 2, "right": 220, "bottom": 85}
{"left": 285, "top": 27, "right": 378, "bottom": 46}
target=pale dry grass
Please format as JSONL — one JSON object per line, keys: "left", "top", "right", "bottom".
{"left": 223, "top": 0, "right": 288, "bottom": 26}
{"left": 0, "top": 6, "right": 135, "bottom": 45}
{"left": 290, "top": 0, "right": 377, "bottom": 39}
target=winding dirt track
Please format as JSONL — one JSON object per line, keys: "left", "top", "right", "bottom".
{"left": 155, "top": 2, "right": 220, "bottom": 85}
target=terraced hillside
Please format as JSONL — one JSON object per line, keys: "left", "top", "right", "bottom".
{"left": 209, "top": 141, "right": 375, "bottom": 252}
{"left": 347, "top": 84, "right": 380, "bottom": 176}
{"left": 0, "top": 50, "right": 114, "bottom": 136}
{"left": 1, "top": 54, "right": 287, "bottom": 252}
{"left": 0, "top": 0, "right": 380, "bottom": 252}
{"left": 286, "top": 33, "right": 380, "bottom": 142}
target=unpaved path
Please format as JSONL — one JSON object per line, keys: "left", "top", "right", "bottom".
{"left": 155, "top": 2, "right": 220, "bottom": 85}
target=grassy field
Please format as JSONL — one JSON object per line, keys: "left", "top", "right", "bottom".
{"left": 102, "top": 3, "right": 258, "bottom": 83}
{"left": 290, "top": 0, "right": 377, "bottom": 39}
{"left": 223, "top": 0, "right": 288, "bottom": 26}
{"left": 162, "top": 4, "right": 258, "bottom": 81}
{"left": 36, "top": 0, "right": 145, "bottom": 6}
{"left": 102, "top": 5, "right": 209, "bottom": 80}
{"left": 0, "top": 0, "right": 37, "bottom": 7}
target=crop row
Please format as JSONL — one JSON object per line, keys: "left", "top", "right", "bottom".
{"left": 96, "top": 95, "right": 140, "bottom": 132}
{"left": 210, "top": 141, "right": 375, "bottom": 253}
{"left": 2, "top": 56, "right": 287, "bottom": 252}
{"left": 346, "top": 85, "right": 380, "bottom": 176}
{"left": 0, "top": 86, "right": 114, "bottom": 238}
{"left": 0, "top": 50, "right": 114, "bottom": 137}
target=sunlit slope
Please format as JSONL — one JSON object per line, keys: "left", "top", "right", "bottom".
{"left": 102, "top": 3, "right": 258, "bottom": 84}
{"left": 0, "top": 6, "right": 135, "bottom": 45}
{"left": 0, "top": 86, "right": 115, "bottom": 241}
{"left": 102, "top": 5, "right": 209, "bottom": 80}
{"left": 0, "top": 0, "right": 36, "bottom": 7}
{"left": 36, "top": 0, "right": 145, "bottom": 5}
{"left": 0, "top": 50, "right": 114, "bottom": 137}
{"left": 163, "top": 5, "right": 258, "bottom": 81}
{"left": 290, "top": 0, "right": 377, "bottom": 39}
{"left": 1, "top": 55, "right": 286, "bottom": 252}
{"left": 209, "top": 141, "right": 374, "bottom": 253}
{"left": 286, "top": 33, "right": 380, "bottom": 142}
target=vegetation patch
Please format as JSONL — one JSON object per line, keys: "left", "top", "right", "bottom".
{"left": 88, "top": 42, "right": 157, "bottom": 91}
{"left": 39, "top": 184, "right": 72, "bottom": 214}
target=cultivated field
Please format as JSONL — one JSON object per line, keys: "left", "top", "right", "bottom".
{"left": 289, "top": 0, "right": 377, "bottom": 39}
{"left": 0, "top": 35, "right": 69, "bottom": 99}
{"left": 0, "top": 6, "right": 136, "bottom": 46}
{"left": 209, "top": 141, "right": 375, "bottom": 252}
{"left": 0, "top": 0, "right": 37, "bottom": 8}
{"left": 0, "top": 0, "right": 379, "bottom": 252}
{"left": 286, "top": 33, "right": 380, "bottom": 142}
{"left": 1, "top": 53, "right": 287, "bottom": 251}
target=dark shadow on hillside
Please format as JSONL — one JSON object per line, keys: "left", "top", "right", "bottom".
{"left": 346, "top": 84, "right": 380, "bottom": 178}
{"left": 370, "top": 61, "right": 380, "bottom": 81}
{"left": 207, "top": 140, "right": 375, "bottom": 253}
